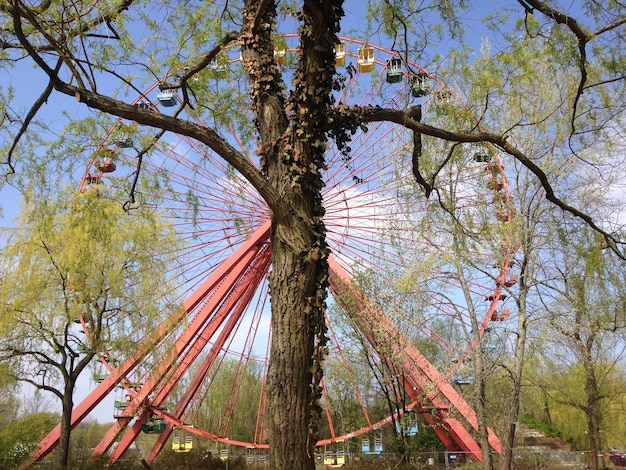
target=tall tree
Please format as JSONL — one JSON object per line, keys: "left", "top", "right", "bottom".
{"left": 0, "top": 186, "right": 178, "bottom": 469}
{"left": 1, "top": 1, "right": 625, "bottom": 468}
{"left": 533, "top": 226, "right": 626, "bottom": 470}
{"left": 490, "top": 164, "right": 553, "bottom": 470}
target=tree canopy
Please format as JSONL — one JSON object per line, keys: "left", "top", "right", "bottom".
{"left": 1, "top": 1, "right": 625, "bottom": 469}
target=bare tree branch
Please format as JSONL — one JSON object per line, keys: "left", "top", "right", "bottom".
{"left": 3, "top": 61, "right": 60, "bottom": 176}
{"left": 357, "top": 105, "right": 626, "bottom": 259}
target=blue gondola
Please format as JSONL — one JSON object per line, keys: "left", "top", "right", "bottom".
{"left": 157, "top": 89, "right": 177, "bottom": 107}
{"left": 397, "top": 408, "right": 419, "bottom": 436}
{"left": 454, "top": 374, "right": 475, "bottom": 385}
{"left": 361, "top": 428, "right": 383, "bottom": 454}
{"left": 361, "top": 436, "right": 370, "bottom": 453}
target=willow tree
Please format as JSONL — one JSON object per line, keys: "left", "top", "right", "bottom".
{"left": 1, "top": 1, "right": 626, "bottom": 469}
{"left": 529, "top": 224, "right": 626, "bottom": 470}
{"left": 0, "top": 187, "right": 177, "bottom": 469}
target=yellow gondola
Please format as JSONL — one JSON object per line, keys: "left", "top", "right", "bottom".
{"left": 334, "top": 42, "right": 345, "bottom": 66}
{"left": 357, "top": 46, "right": 374, "bottom": 73}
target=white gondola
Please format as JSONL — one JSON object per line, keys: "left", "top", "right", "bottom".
{"left": 453, "top": 374, "right": 475, "bottom": 385}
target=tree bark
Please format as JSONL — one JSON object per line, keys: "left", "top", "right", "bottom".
{"left": 267, "top": 223, "right": 321, "bottom": 470}
{"left": 475, "top": 344, "right": 493, "bottom": 470}
{"left": 240, "top": 1, "right": 341, "bottom": 468}
{"left": 57, "top": 381, "right": 75, "bottom": 470}
{"left": 498, "top": 285, "right": 528, "bottom": 470}
{"left": 583, "top": 344, "right": 602, "bottom": 470}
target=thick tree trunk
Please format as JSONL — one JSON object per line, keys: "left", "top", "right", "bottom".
{"left": 239, "top": 1, "right": 342, "bottom": 468}
{"left": 56, "top": 382, "right": 74, "bottom": 470}
{"left": 266, "top": 220, "right": 320, "bottom": 470}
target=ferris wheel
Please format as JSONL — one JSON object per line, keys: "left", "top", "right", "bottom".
{"left": 31, "top": 36, "right": 516, "bottom": 465}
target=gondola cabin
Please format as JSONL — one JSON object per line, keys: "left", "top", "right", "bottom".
{"left": 114, "top": 135, "right": 132, "bottom": 148}
{"left": 473, "top": 149, "right": 491, "bottom": 162}
{"left": 142, "top": 417, "right": 166, "bottom": 434}
{"left": 357, "top": 46, "right": 375, "bottom": 73}
{"left": 386, "top": 58, "right": 403, "bottom": 83}
{"left": 93, "top": 373, "right": 107, "bottom": 383}
{"left": 397, "top": 408, "right": 419, "bottom": 436}
{"left": 157, "top": 89, "right": 177, "bottom": 107}
{"left": 487, "top": 177, "right": 503, "bottom": 191}
{"left": 496, "top": 207, "right": 514, "bottom": 222}
{"left": 112, "top": 126, "right": 133, "bottom": 148}
{"left": 485, "top": 293, "right": 508, "bottom": 301}
{"left": 96, "top": 157, "right": 116, "bottom": 173}
{"left": 114, "top": 399, "right": 129, "bottom": 410}
{"left": 361, "top": 436, "right": 370, "bottom": 454}
{"left": 246, "top": 447, "right": 268, "bottom": 464}
{"left": 411, "top": 73, "right": 430, "bottom": 97}
{"left": 334, "top": 42, "right": 345, "bottom": 66}
{"left": 208, "top": 59, "right": 227, "bottom": 78}
{"left": 454, "top": 374, "right": 475, "bottom": 386}
{"left": 114, "top": 390, "right": 132, "bottom": 414}
{"left": 435, "top": 89, "right": 452, "bottom": 104}
{"left": 323, "top": 440, "right": 347, "bottom": 467}
{"left": 361, "top": 429, "right": 383, "bottom": 454}
{"left": 85, "top": 174, "right": 101, "bottom": 185}
{"left": 491, "top": 308, "right": 511, "bottom": 321}
{"left": 172, "top": 427, "right": 193, "bottom": 453}
{"left": 274, "top": 45, "right": 287, "bottom": 65}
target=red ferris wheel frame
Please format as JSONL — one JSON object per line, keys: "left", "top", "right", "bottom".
{"left": 26, "top": 35, "right": 517, "bottom": 467}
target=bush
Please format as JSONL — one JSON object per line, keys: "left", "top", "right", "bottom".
{"left": 520, "top": 414, "right": 563, "bottom": 438}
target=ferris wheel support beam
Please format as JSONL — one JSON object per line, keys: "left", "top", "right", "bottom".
{"left": 29, "top": 222, "right": 272, "bottom": 465}
{"left": 327, "top": 256, "right": 502, "bottom": 460}
{"left": 105, "top": 246, "right": 271, "bottom": 465}
{"left": 401, "top": 349, "right": 501, "bottom": 453}
{"left": 154, "top": 246, "right": 271, "bottom": 408}
{"left": 142, "top": 248, "right": 271, "bottom": 465}
{"left": 92, "top": 227, "right": 272, "bottom": 462}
